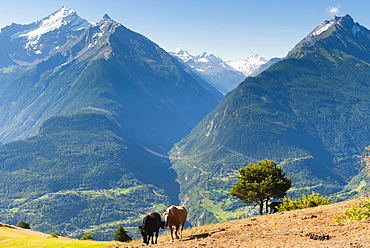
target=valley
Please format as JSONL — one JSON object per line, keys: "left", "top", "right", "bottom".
{"left": 0, "top": 6, "right": 370, "bottom": 242}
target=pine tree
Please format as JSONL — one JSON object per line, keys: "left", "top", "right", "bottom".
{"left": 114, "top": 225, "right": 132, "bottom": 242}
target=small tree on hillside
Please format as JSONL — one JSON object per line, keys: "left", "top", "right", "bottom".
{"left": 114, "top": 225, "right": 132, "bottom": 242}
{"left": 81, "top": 233, "right": 93, "bottom": 240}
{"left": 17, "top": 221, "right": 30, "bottom": 229}
{"left": 230, "top": 159, "right": 291, "bottom": 215}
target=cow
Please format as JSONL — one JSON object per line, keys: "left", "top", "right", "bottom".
{"left": 163, "top": 205, "right": 187, "bottom": 242}
{"left": 269, "top": 201, "right": 283, "bottom": 213}
{"left": 139, "top": 212, "right": 162, "bottom": 245}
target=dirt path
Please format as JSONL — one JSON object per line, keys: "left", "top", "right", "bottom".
{"left": 115, "top": 199, "right": 370, "bottom": 248}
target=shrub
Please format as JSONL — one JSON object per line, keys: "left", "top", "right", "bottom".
{"left": 334, "top": 198, "right": 370, "bottom": 223}
{"left": 17, "top": 221, "right": 31, "bottom": 229}
{"left": 50, "top": 233, "right": 59, "bottom": 238}
{"left": 81, "top": 233, "right": 93, "bottom": 240}
{"left": 278, "top": 191, "right": 331, "bottom": 212}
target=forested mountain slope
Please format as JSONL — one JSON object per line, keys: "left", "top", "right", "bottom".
{"left": 0, "top": 8, "right": 222, "bottom": 240}
{"left": 169, "top": 14, "right": 370, "bottom": 226}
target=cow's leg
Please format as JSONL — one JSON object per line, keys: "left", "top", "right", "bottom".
{"left": 175, "top": 225, "right": 180, "bottom": 239}
{"left": 149, "top": 234, "right": 152, "bottom": 244}
{"left": 146, "top": 235, "right": 149, "bottom": 245}
{"left": 169, "top": 225, "right": 174, "bottom": 242}
{"left": 155, "top": 230, "right": 158, "bottom": 244}
{"left": 151, "top": 233, "right": 155, "bottom": 244}
{"left": 179, "top": 221, "right": 185, "bottom": 239}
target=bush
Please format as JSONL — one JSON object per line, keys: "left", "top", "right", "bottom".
{"left": 50, "top": 233, "right": 59, "bottom": 238}
{"left": 278, "top": 191, "right": 331, "bottom": 212}
{"left": 17, "top": 221, "right": 31, "bottom": 229}
{"left": 81, "top": 233, "right": 93, "bottom": 240}
{"left": 334, "top": 198, "right": 370, "bottom": 223}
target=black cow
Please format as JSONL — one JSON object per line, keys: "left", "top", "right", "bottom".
{"left": 139, "top": 212, "right": 162, "bottom": 245}
{"left": 269, "top": 201, "right": 283, "bottom": 213}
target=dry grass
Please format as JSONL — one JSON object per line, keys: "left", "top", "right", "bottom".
{"left": 116, "top": 199, "right": 370, "bottom": 248}
{"left": 0, "top": 224, "right": 121, "bottom": 248}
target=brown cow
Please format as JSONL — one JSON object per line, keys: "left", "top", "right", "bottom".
{"left": 139, "top": 212, "right": 162, "bottom": 245}
{"left": 163, "top": 205, "right": 187, "bottom": 242}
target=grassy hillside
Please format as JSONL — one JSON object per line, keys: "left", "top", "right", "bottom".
{"left": 0, "top": 223, "right": 121, "bottom": 248}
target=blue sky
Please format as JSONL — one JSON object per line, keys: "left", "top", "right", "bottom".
{"left": 1, "top": 1, "right": 370, "bottom": 61}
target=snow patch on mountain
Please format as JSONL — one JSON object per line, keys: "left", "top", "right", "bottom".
{"left": 11, "top": 6, "right": 90, "bottom": 50}
{"left": 311, "top": 20, "right": 334, "bottom": 36}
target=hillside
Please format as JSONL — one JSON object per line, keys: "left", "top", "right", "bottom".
{"left": 0, "top": 111, "right": 174, "bottom": 240}
{"left": 119, "top": 199, "right": 370, "bottom": 248}
{"left": 1, "top": 199, "right": 368, "bottom": 247}
{"left": 168, "top": 14, "right": 370, "bottom": 227}
{"left": 0, "top": 223, "right": 120, "bottom": 248}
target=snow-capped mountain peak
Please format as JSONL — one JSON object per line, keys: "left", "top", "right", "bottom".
{"left": 7, "top": 6, "right": 89, "bottom": 57}
{"left": 12, "top": 6, "right": 90, "bottom": 48}
{"left": 227, "top": 54, "right": 268, "bottom": 76}
{"left": 1, "top": 6, "right": 91, "bottom": 63}
{"left": 172, "top": 48, "right": 193, "bottom": 62}
{"left": 288, "top": 14, "right": 370, "bottom": 57}
{"left": 170, "top": 48, "right": 280, "bottom": 94}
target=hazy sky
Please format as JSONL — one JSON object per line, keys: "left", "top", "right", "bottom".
{"left": 1, "top": 1, "right": 370, "bottom": 61}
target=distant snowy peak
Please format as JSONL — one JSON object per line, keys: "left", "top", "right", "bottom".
{"left": 172, "top": 48, "right": 192, "bottom": 62}
{"left": 170, "top": 48, "right": 279, "bottom": 94}
{"left": 11, "top": 6, "right": 90, "bottom": 50}
{"left": 228, "top": 55, "right": 268, "bottom": 77}
{"left": 0, "top": 6, "right": 92, "bottom": 64}
{"left": 170, "top": 48, "right": 274, "bottom": 78}
{"left": 171, "top": 48, "right": 228, "bottom": 67}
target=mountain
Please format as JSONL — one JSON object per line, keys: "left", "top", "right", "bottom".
{"left": 0, "top": 11, "right": 222, "bottom": 146}
{"left": 170, "top": 49, "right": 280, "bottom": 95}
{"left": 227, "top": 54, "right": 281, "bottom": 77}
{"left": 169, "top": 14, "right": 370, "bottom": 226}
{"left": 0, "top": 6, "right": 90, "bottom": 66}
{"left": 0, "top": 7, "right": 222, "bottom": 239}
{"left": 170, "top": 48, "right": 245, "bottom": 94}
